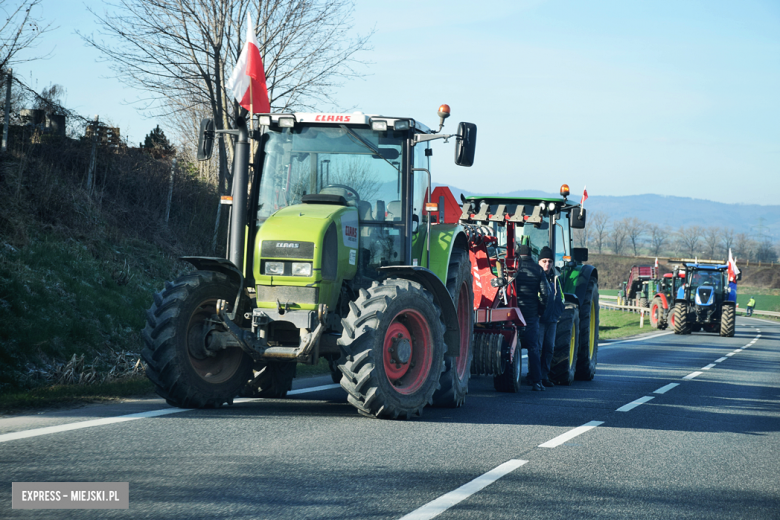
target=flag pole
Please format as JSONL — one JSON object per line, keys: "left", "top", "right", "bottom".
{"left": 250, "top": 81, "right": 254, "bottom": 132}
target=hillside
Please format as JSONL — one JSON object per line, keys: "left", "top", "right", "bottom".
{"left": 436, "top": 184, "right": 780, "bottom": 239}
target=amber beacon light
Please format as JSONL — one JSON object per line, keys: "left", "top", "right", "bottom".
{"left": 560, "top": 184, "right": 570, "bottom": 198}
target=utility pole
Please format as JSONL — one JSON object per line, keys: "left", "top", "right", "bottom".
{"left": 86, "top": 115, "right": 99, "bottom": 195}
{"left": 165, "top": 158, "right": 177, "bottom": 225}
{"left": 2, "top": 69, "right": 12, "bottom": 153}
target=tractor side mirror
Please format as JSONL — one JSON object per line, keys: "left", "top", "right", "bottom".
{"left": 197, "top": 118, "right": 215, "bottom": 161}
{"left": 572, "top": 248, "right": 588, "bottom": 262}
{"left": 570, "top": 207, "right": 586, "bottom": 228}
{"left": 454, "top": 122, "right": 477, "bottom": 167}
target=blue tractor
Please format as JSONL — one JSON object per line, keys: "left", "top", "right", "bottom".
{"left": 672, "top": 263, "right": 737, "bottom": 337}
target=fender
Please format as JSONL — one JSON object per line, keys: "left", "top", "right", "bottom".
{"left": 563, "top": 263, "right": 598, "bottom": 306}
{"left": 180, "top": 256, "right": 246, "bottom": 320}
{"left": 425, "top": 223, "right": 468, "bottom": 282}
{"left": 656, "top": 292, "right": 669, "bottom": 310}
{"left": 378, "top": 265, "right": 460, "bottom": 357}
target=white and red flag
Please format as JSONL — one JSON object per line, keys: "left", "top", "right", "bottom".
{"left": 727, "top": 248, "right": 740, "bottom": 282}
{"left": 655, "top": 257, "right": 658, "bottom": 269}
{"left": 580, "top": 186, "right": 588, "bottom": 206}
{"left": 226, "top": 15, "right": 270, "bottom": 114}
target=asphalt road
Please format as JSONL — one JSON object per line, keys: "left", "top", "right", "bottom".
{"left": 2, "top": 316, "right": 778, "bottom": 519}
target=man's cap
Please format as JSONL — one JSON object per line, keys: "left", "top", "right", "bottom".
{"left": 517, "top": 244, "right": 531, "bottom": 256}
{"left": 539, "top": 246, "right": 554, "bottom": 261}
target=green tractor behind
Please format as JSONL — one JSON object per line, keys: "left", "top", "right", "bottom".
{"left": 142, "top": 106, "right": 477, "bottom": 419}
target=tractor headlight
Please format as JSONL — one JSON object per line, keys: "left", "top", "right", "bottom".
{"left": 265, "top": 261, "right": 285, "bottom": 275}
{"left": 291, "top": 262, "right": 312, "bottom": 277}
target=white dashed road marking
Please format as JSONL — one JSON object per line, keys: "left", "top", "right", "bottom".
{"left": 538, "top": 421, "right": 604, "bottom": 448}
{"left": 683, "top": 371, "right": 703, "bottom": 380}
{"left": 654, "top": 383, "right": 679, "bottom": 394}
{"left": 616, "top": 396, "right": 654, "bottom": 412}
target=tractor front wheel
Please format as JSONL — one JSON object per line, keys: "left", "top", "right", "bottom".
{"left": 673, "top": 303, "right": 690, "bottom": 335}
{"left": 576, "top": 279, "right": 599, "bottom": 381}
{"left": 720, "top": 304, "right": 736, "bottom": 337}
{"left": 550, "top": 303, "right": 579, "bottom": 385}
{"left": 337, "top": 279, "right": 446, "bottom": 419}
{"left": 141, "top": 271, "right": 253, "bottom": 408}
{"left": 650, "top": 298, "right": 663, "bottom": 329}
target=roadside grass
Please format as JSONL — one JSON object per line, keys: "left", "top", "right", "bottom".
{"left": 600, "top": 289, "right": 619, "bottom": 297}
{"left": 598, "top": 308, "right": 653, "bottom": 340}
{"left": 735, "top": 287, "right": 780, "bottom": 313}
{"left": 0, "top": 377, "right": 154, "bottom": 415}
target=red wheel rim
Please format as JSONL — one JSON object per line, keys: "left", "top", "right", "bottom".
{"left": 382, "top": 309, "right": 433, "bottom": 395}
{"left": 454, "top": 281, "right": 471, "bottom": 378}
{"left": 650, "top": 303, "right": 659, "bottom": 327}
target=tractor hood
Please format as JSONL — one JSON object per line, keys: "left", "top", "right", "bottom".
{"left": 253, "top": 202, "right": 359, "bottom": 310}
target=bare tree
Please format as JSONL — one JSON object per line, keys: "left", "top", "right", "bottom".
{"left": 0, "top": 0, "right": 52, "bottom": 73}
{"left": 624, "top": 217, "right": 646, "bottom": 256}
{"left": 609, "top": 225, "right": 627, "bottom": 256}
{"left": 721, "top": 228, "right": 735, "bottom": 259}
{"left": 590, "top": 211, "right": 609, "bottom": 254}
{"left": 702, "top": 226, "right": 722, "bottom": 261}
{"left": 735, "top": 232, "right": 755, "bottom": 262}
{"left": 676, "top": 225, "right": 704, "bottom": 258}
{"left": 756, "top": 240, "right": 778, "bottom": 263}
{"left": 81, "top": 0, "right": 372, "bottom": 195}
{"left": 648, "top": 224, "right": 668, "bottom": 256}
{"left": 572, "top": 227, "right": 588, "bottom": 248}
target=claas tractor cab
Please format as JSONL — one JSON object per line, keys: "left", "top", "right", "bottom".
{"left": 142, "top": 105, "right": 478, "bottom": 419}
{"left": 672, "top": 262, "right": 737, "bottom": 337}
{"left": 457, "top": 184, "right": 599, "bottom": 386}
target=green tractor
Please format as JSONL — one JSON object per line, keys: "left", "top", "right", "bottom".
{"left": 457, "top": 185, "right": 599, "bottom": 386}
{"left": 142, "top": 106, "right": 478, "bottom": 418}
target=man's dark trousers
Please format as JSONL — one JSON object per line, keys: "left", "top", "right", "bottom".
{"left": 525, "top": 315, "right": 541, "bottom": 383}
{"left": 538, "top": 321, "right": 556, "bottom": 382}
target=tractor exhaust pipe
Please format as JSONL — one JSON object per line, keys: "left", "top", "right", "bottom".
{"left": 228, "top": 116, "right": 250, "bottom": 269}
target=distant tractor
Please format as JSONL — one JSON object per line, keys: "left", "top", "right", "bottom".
{"left": 456, "top": 185, "right": 599, "bottom": 386}
{"left": 617, "top": 265, "right": 657, "bottom": 308}
{"left": 672, "top": 263, "right": 738, "bottom": 337}
{"left": 142, "top": 105, "right": 479, "bottom": 419}
{"left": 649, "top": 271, "right": 685, "bottom": 330}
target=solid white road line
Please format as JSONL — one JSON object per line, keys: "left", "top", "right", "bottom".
{"left": 653, "top": 383, "right": 679, "bottom": 394}
{"left": 616, "top": 396, "right": 654, "bottom": 412}
{"left": 539, "top": 421, "right": 604, "bottom": 448}
{"left": 701, "top": 364, "right": 716, "bottom": 370}
{"left": 398, "top": 459, "right": 528, "bottom": 520}
{"left": 683, "top": 371, "right": 703, "bottom": 380}
{"left": 0, "top": 384, "right": 342, "bottom": 444}
{"left": 599, "top": 332, "right": 673, "bottom": 348}
{"left": 0, "top": 408, "right": 185, "bottom": 443}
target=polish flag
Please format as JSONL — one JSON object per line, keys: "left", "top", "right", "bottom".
{"left": 727, "top": 248, "right": 740, "bottom": 282}
{"left": 226, "top": 15, "right": 270, "bottom": 114}
{"left": 655, "top": 257, "right": 658, "bottom": 269}
{"left": 580, "top": 186, "right": 588, "bottom": 206}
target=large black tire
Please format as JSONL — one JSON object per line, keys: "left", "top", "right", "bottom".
{"left": 326, "top": 355, "right": 342, "bottom": 384}
{"left": 241, "top": 361, "right": 296, "bottom": 398}
{"left": 720, "top": 304, "right": 736, "bottom": 337}
{"left": 432, "top": 249, "right": 474, "bottom": 407}
{"left": 550, "top": 303, "right": 579, "bottom": 386}
{"left": 576, "top": 279, "right": 599, "bottom": 381}
{"left": 649, "top": 297, "right": 663, "bottom": 329}
{"left": 142, "top": 271, "right": 253, "bottom": 408}
{"left": 493, "top": 336, "right": 522, "bottom": 393}
{"left": 673, "top": 303, "right": 690, "bottom": 335}
{"left": 337, "top": 279, "right": 446, "bottom": 419}
{"left": 639, "top": 297, "right": 648, "bottom": 309}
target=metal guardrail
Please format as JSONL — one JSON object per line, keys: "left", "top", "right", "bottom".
{"left": 737, "top": 308, "right": 780, "bottom": 318}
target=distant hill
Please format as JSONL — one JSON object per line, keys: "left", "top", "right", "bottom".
{"left": 435, "top": 184, "right": 780, "bottom": 239}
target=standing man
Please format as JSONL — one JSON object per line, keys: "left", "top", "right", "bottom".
{"left": 747, "top": 297, "right": 756, "bottom": 317}
{"left": 538, "top": 246, "right": 564, "bottom": 387}
{"left": 515, "top": 244, "right": 550, "bottom": 391}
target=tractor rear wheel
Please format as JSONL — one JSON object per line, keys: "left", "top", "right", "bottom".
{"left": 433, "top": 249, "right": 473, "bottom": 408}
{"left": 720, "top": 304, "right": 736, "bottom": 337}
{"left": 241, "top": 361, "right": 296, "bottom": 398}
{"left": 337, "top": 279, "right": 446, "bottom": 419}
{"left": 141, "top": 271, "right": 253, "bottom": 408}
{"left": 650, "top": 298, "right": 662, "bottom": 329}
{"left": 576, "top": 280, "right": 599, "bottom": 381}
{"left": 639, "top": 297, "right": 648, "bottom": 309}
{"left": 673, "top": 303, "right": 690, "bottom": 335}
{"left": 550, "top": 303, "right": 579, "bottom": 385}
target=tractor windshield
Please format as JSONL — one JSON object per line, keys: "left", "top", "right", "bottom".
{"left": 690, "top": 270, "right": 722, "bottom": 290}
{"left": 256, "top": 125, "right": 404, "bottom": 225}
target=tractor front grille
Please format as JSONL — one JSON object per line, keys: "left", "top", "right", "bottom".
{"left": 256, "top": 285, "right": 319, "bottom": 305}
{"left": 261, "top": 241, "right": 315, "bottom": 259}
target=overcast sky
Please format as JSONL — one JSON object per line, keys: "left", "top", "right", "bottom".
{"left": 13, "top": 0, "right": 780, "bottom": 205}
